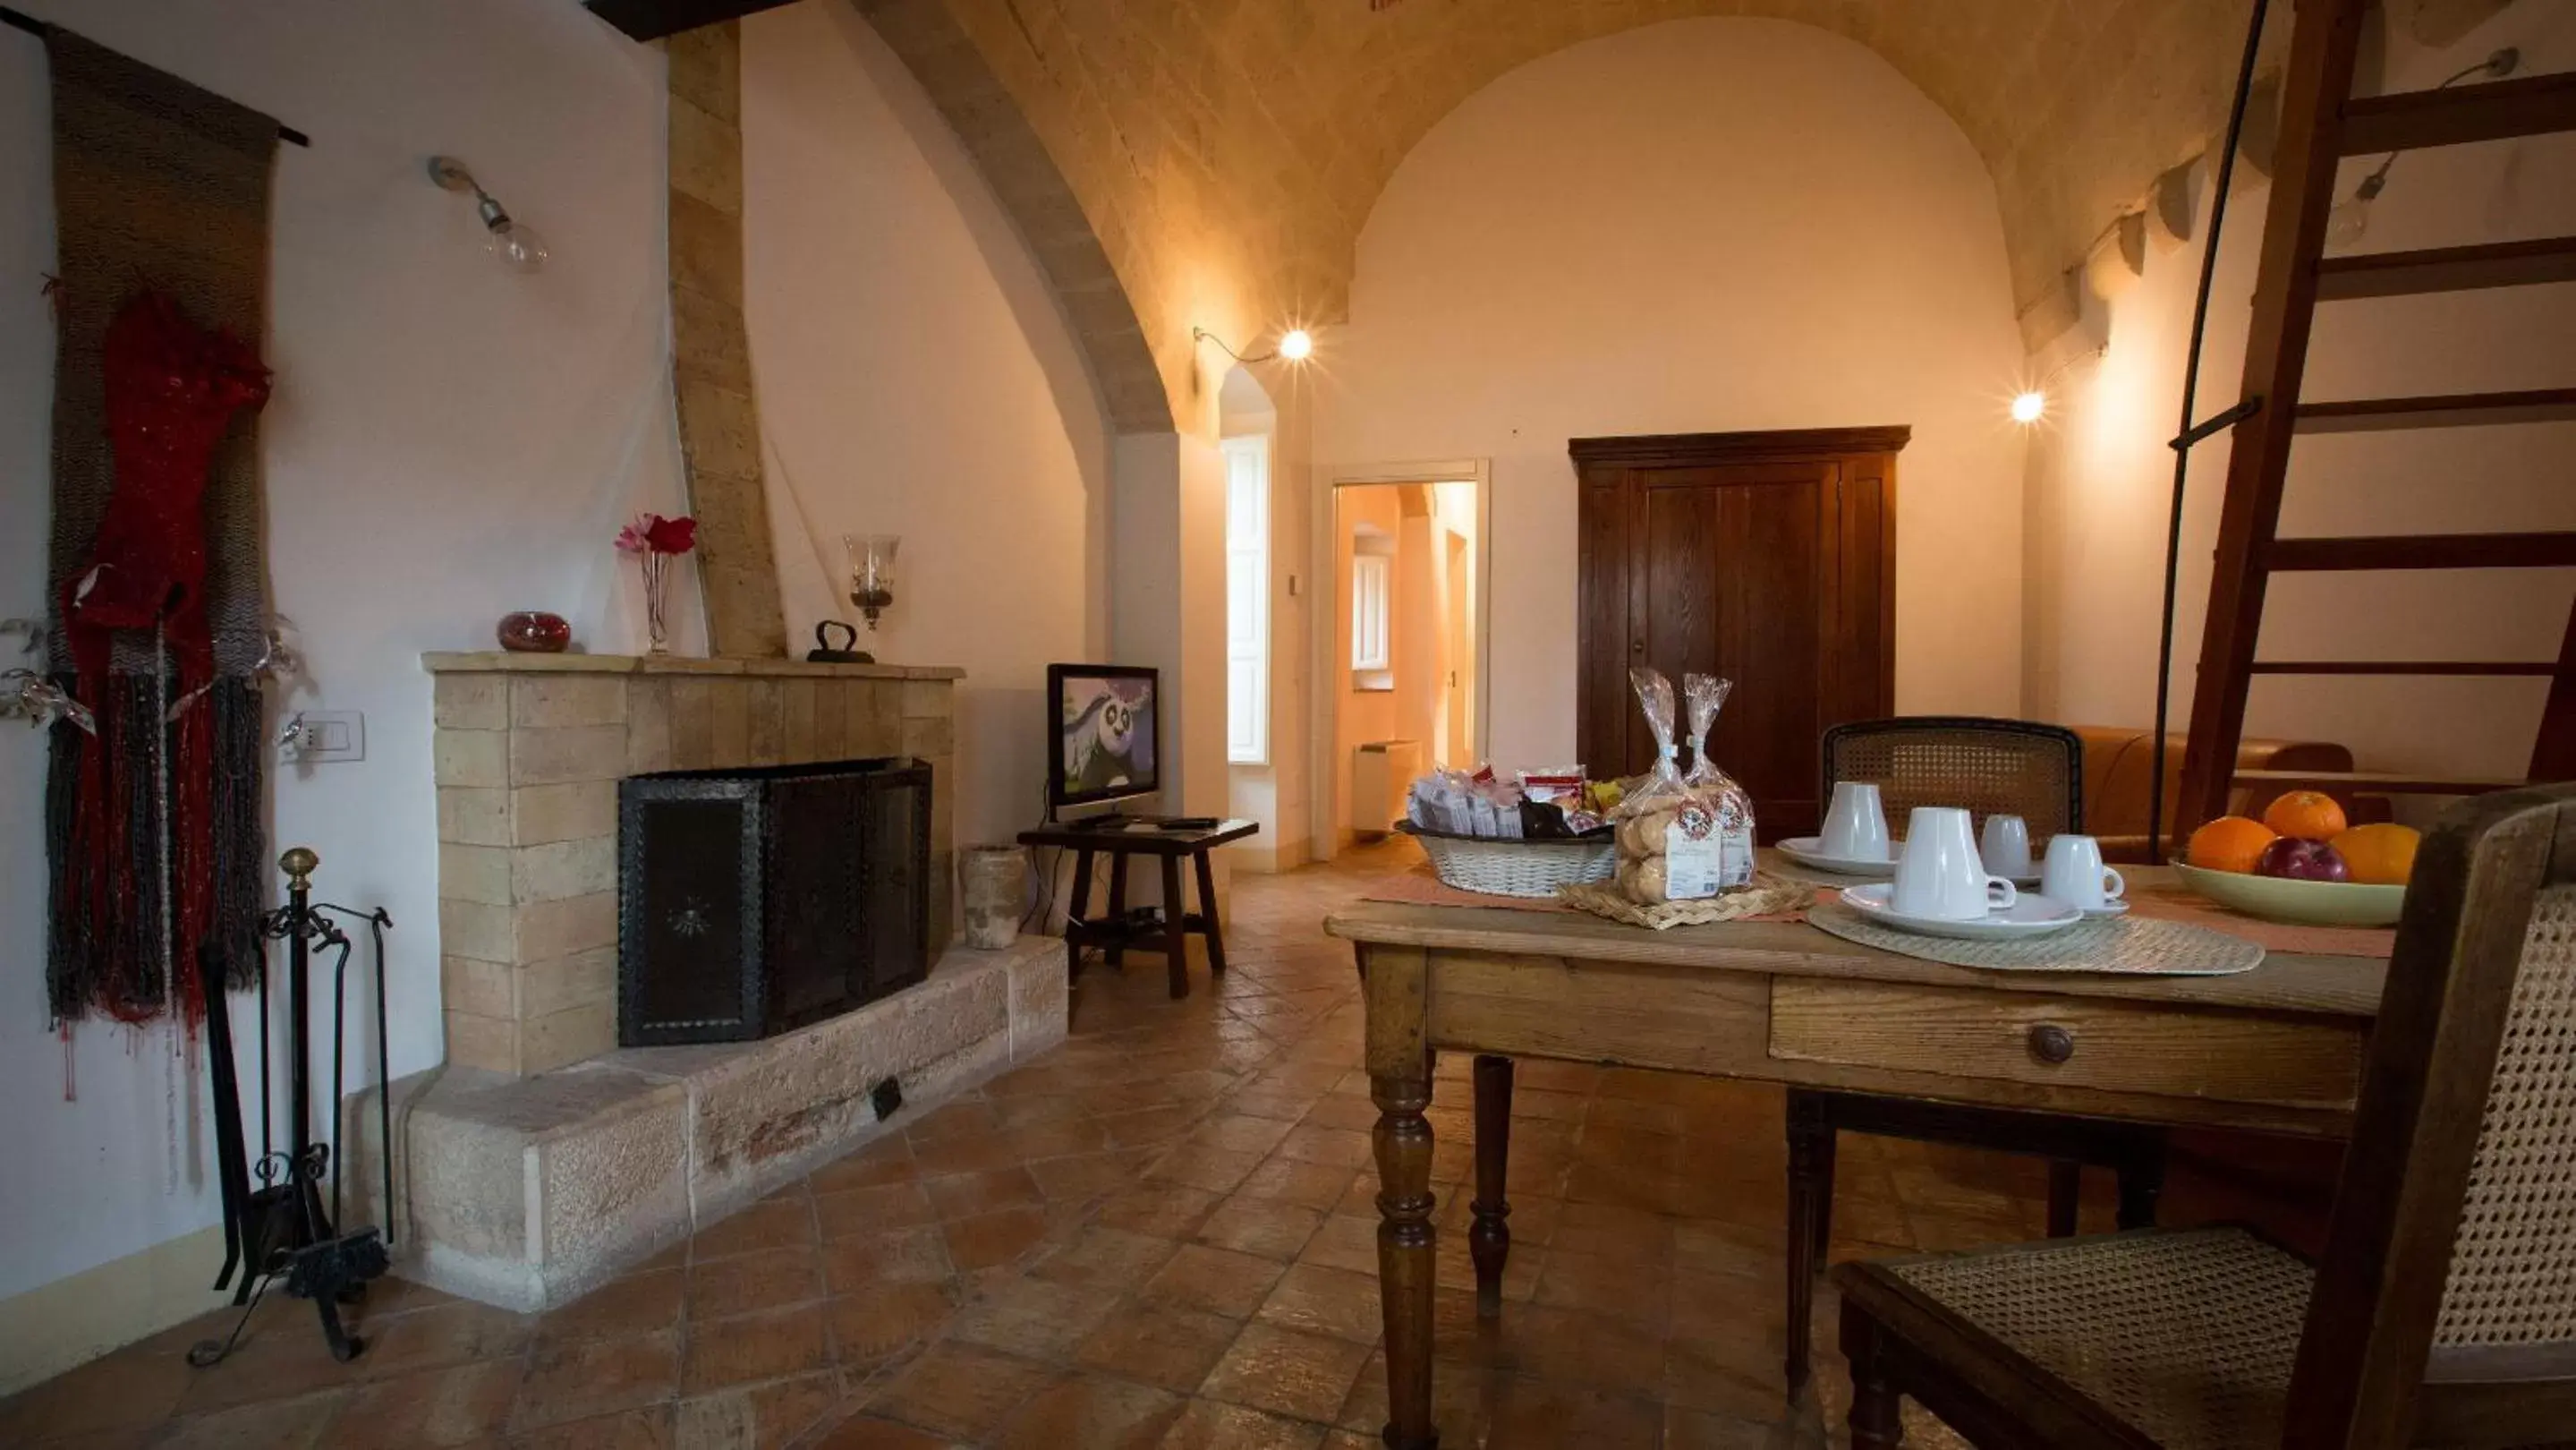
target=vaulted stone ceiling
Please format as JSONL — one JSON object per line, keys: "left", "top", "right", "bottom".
{"left": 855, "top": 0, "right": 2289, "bottom": 431}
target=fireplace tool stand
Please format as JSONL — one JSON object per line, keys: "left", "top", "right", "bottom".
{"left": 191, "top": 847, "right": 395, "bottom": 1368}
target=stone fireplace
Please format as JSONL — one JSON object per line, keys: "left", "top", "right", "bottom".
{"left": 368, "top": 652, "right": 1067, "bottom": 1312}
{"left": 426, "top": 651, "right": 959, "bottom": 1076}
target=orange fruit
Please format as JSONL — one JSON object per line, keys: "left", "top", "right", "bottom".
{"left": 2188, "top": 815, "right": 2279, "bottom": 874}
{"left": 2332, "top": 823, "right": 2420, "bottom": 885}
{"left": 2261, "top": 789, "right": 2348, "bottom": 841}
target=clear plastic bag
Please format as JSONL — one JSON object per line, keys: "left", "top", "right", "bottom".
{"left": 1611, "top": 669, "right": 1756, "bottom": 902}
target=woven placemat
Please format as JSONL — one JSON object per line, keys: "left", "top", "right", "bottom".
{"left": 1560, "top": 874, "right": 1814, "bottom": 930}
{"left": 1805, "top": 902, "right": 2266, "bottom": 976}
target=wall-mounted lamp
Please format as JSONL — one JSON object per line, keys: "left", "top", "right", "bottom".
{"left": 2011, "top": 345, "right": 2107, "bottom": 427}
{"left": 1193, "top": 326, "right": 1314, "bottom": 365}
{"left": 428, "top": 157, "right": 549, "bottom": 271}
{"left": 2327, "top": 47, "right": 2518, "bottom": 250}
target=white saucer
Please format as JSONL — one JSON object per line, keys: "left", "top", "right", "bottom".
{"left": 1777, "top": 837, "right": 1898, "bottom": 876}
{"left": 1838, "top": 884, "right": 2085, "bottom": 941}
{"left": 2077, "top": 899, "right": 2130, "bottom": 920}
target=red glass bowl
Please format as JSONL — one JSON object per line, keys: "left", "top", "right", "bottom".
{"left": 497, "top": 611, "right": 571, "bottom": 653}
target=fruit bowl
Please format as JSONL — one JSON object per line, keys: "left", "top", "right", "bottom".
{"left": 2172, "top": 862, "right": 2405, "bottom": 928}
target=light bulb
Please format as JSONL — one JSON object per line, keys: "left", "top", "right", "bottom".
{"left": 1277, "top": 328, "right": 1314, "bottom": 362}
{"left": 485, "top": 218, "right": 548, "bottom": 271}
{"left": 2325, "top": 170, "right": 2385, "bottom": 253}
{"left": 2011, "top": 390, "right": 2046, "bottom": 424}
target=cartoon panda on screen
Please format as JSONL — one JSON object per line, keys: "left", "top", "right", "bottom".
{"left": 1062, "top": 678, "right": 1155, "bottom": 795}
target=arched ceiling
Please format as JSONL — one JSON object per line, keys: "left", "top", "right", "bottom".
{"left": 854, "top": 0, "right": 2286, "bottom": 432}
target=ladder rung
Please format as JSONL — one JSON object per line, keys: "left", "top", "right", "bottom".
{"left": 2315, "top": 236, "right": 2576, "bottom": 301}
{"left": 2294, "top": 388, "right": 2576, "bottom": 433}
{"left": 2340, "top": 72, "right": 2576, "bottom": 156}
{"left": 2249, "top": 661, "right": 2557, "bottom": 676}
{"left": 2265, "top": 533, "right": 2576, "bottom": 571}
{"left": 2232, "top": 769, "right": 2529, "bottom": 796}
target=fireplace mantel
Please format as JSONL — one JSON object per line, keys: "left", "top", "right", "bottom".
{"left": 425, "top": 651, "right": 964, "bottom": 1076}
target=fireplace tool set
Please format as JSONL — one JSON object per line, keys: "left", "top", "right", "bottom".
{"left": 189, "top": 846, "right": 395, "bottom": 1367}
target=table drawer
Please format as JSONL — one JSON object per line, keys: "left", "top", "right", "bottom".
{"left": 1768, "top": 979, "right": 2363, "bottom": 1111}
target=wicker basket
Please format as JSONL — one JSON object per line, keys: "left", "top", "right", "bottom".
{"left": 1396, "top": 821, "right": 1619, "bottom": 899}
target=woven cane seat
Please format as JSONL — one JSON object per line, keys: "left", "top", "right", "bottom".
{"left": 1879, "top": 1228, "right": 2314, "bottom": 1450}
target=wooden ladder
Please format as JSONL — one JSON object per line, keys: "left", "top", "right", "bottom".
{"left": 2175, "top": 0, "right": 2576, "bottom": 844}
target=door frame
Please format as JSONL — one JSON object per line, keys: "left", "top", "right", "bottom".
{"left": 1310, "top": 458, "right": 1494, "bottom": 864}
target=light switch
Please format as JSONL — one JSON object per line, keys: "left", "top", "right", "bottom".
{"left": 286, "top": 710, "right": 365, "bottom": 763}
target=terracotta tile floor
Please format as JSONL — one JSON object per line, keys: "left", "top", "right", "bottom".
{"left": 0, "top": 841, "right": 2291, "bottom": 1448}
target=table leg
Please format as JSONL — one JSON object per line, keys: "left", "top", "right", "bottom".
{"left": 2046, "top": 1161, "right": 2082, "bottom": 1238}
{"left": 1066, "top": 848, "right": 1095, "bottom": 973}
{"left": 1365, "top": 944, "right": 1437, "bottom": 1450}
{"left": 1470, "top": 1055, "right": 1513, "bottom": 1320}
{"left": 1103, "top": 851, "right": 1127, "bottom": 968}
{"left": 1193, "top": 848, "right": 1228, "bottom": 975}
{"left": 2115, "top": 1142, "right": 2166, "bottom": 1230}
{"left": 1785, "top": 1092, "right": 1834, "bottom": 1398}
{"left": 1160, "top": 853, "right": 1189, "bottom": 999}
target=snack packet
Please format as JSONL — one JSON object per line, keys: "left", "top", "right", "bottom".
{"left": 1610, "top": 669, "right": 1754, "bottom": 903}
{"left": 1678, "top": 674, "right": 1756, "bottom": 886}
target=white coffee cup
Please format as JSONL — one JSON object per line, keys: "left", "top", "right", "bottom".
{"left": 1893, "top": 806, "right": 2019, "bottom": 920}
{"left": 1819, "top": 781, "right": 1892, "bottom": 863}
{"left": 2042, "top": 833, "right": 2126, "bottom": 910}
{"left": 1979, "top": 814, "right": 2033, "bottom": 880}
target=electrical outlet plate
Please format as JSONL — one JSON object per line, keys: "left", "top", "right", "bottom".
{"left": 290, "top": 710, "right": 365, "bottom": 763}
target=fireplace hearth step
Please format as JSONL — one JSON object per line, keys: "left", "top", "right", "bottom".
{"left": 341, "top": 934, "right": 1066, "bottom": 1313}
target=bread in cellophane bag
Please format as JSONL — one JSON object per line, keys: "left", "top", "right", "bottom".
{"left": 1610, "top": 669, "right": 1756, "bottom": 903}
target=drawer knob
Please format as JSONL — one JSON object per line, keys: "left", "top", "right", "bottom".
{"left": 2028, "top": 1024, "right": 2076, "bottom": 1065}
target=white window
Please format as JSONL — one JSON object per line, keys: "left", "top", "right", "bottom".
{"left": 1351, "top": 552, "right": 1391, "bottom": 673}
{"left": 1223, "top": 434, "right": 1270, "bottom": 764}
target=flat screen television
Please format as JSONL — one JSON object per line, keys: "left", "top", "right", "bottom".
{"left": 1048, "top": 663, "right": 1160, "bottom": 811}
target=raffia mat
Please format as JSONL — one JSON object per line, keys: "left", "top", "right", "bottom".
{"left": 1560, "top": 874, "right": 1816, "bottom": 930}
{"left": 1806, "top": 902, "right": 2265, "bottom": 977}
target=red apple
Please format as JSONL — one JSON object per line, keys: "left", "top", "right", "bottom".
{"left": 2256, "top": 836, "right": 2349, "bottom": 882}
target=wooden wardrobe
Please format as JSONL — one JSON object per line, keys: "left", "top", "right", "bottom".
{"left": 1573, "top": 426, "right": 1904, "bottom": 840}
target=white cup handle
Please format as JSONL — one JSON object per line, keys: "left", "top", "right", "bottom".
{"left": 1985, "top": 877, "right": 2018, "bottom": 911}
{"left": 2102, "top": 866, "right": 2126, "bottom": 900}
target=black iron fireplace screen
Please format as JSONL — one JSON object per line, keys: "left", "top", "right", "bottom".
{"left": 618, "top": 757, "right": 931, "bottom": 1046}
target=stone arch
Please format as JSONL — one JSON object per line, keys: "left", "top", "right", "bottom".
{"left": 851, "top": 0, "right": 1171, "bottom": 432}
{"left": 856, "top": 0, "right": 2282, "bottom": 426}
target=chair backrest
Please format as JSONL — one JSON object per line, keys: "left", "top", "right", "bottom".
{"left": 2285, "top": 786, "right": 2576, "bottom": 1447}
{"left": 1819, "top": 717, "right": 2084, "bottom": 839}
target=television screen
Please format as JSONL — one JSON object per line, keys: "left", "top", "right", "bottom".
{"left": 1050, "top": 665, "right": 1159, "bottom": 807}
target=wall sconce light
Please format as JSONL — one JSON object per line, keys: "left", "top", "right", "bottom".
{"left": 428, "top": 157, "right": 549, "bottom": 271}
{"left": 2327, "top": 47, "right": 2517, "bottom": 250}
{"left": 1193, "top": 326, "right": 1315, "bottom": 365}
{"left": 2011, "top": 345, "right": 2107, "bottom": 427}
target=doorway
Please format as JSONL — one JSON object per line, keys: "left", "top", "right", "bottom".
{"left": 1573, "top": 427, "right": 1904, "bottom": 840}
{"left": 1314, "top": 465, "right": 1491, "bottom": 861}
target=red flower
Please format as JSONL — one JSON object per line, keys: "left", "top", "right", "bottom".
{"left": 645, "top": 515, "right": 697, "bottom": 554}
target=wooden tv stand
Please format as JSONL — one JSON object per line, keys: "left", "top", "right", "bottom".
{"left": 1016, "top": 817, "right": 1258, "bottom": 999}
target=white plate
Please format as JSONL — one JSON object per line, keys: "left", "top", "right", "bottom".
{"left": 1777, "top": 837, "right": 1898, "bottom": 876}
{"left": 1838, "top": 884, "right": 2086, "bottom": 941}
{"left": 2079, "top": 899, "right": 2130, "bottom": 920}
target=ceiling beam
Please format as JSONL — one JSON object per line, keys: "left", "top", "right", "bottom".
{"left": 584, "top": 0, "right": 799, "bottom": 43}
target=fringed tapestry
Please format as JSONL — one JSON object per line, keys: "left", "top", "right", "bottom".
{"left": 42, "top": 30, "right": 276, "bottom": 1025}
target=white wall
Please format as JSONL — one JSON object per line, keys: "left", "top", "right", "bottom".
{"left": 0, "top": 0, "right": 686, "bottom": 1332}
{"left": 742, "top": 0, "right": 1108, "bottom": 850}
{"left": 2023, "top": 3, "right": 2576, "bottom": 808}
{"left": 1313, "top": 17, "right": 2028, "bottom": 772}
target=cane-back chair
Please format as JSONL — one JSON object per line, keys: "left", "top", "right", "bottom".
{"left": 1785, "top": 717, "right": 2167, "bottom": 1395}
{"left": 1833, "top": 783, "right": 2576, "bottom": 1447}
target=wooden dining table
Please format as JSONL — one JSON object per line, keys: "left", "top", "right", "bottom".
{"left": 1325, "top": 864, "right": 2385, "bottom": 1450}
